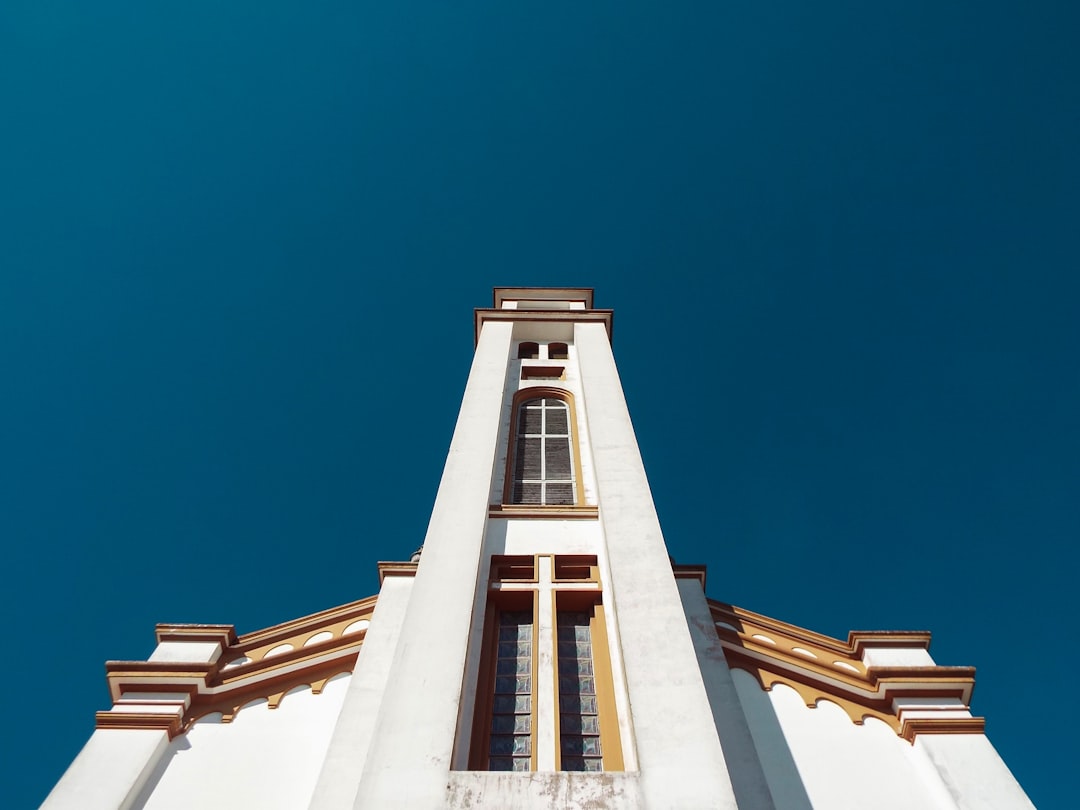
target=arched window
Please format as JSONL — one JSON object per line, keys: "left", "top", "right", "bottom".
{"left": 548, "top": 342, "right": 569, "bottom": 360}
{"left": 517, "top": 342, "right": 540, "bottom": 360}
{"left": 508, "top": 393, "right": 577, "bottom": 506}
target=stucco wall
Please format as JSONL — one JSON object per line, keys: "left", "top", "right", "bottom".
{"left": 131, "top": 674, "right": 351, "bottom": 810}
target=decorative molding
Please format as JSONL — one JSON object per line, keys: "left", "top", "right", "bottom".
{"left": 100, "top": 590, "right": 382, "bottom": 731}
{"left": 378, "top": 561, "right": 419, "bottom": 584}
{"left": 488, "top": 504, "right": 599, "bottom": 520}
{"left": 95, "top": 711, "right": 184, "bottom": 738}
{"left": 671, "top": 563, "right": 707, "bottom": 589}
{"left": 709, "top": 598, "right": 980, "bottom": 743}
{"left": 901, "top": 717, "right": 987, "bottom": 743}
{"left": 474, "top": 309, "right": 614, "bottom": 346}
{"left": 155, "top": 624, "right": 238, "bottom": 645}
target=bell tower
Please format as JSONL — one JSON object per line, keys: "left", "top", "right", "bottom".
{"left": 308, "top": 288, "right": 758, "bottom": 808}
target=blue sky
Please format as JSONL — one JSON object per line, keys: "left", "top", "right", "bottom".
{"left": 2, "top": 2, "right": 1076, "bottom": 806}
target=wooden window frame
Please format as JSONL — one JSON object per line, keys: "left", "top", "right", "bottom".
{"left": 468, "top": 589, "right": 539, "bottom": 771}
{"left": 469, "top": 555, "right": 623, "bottom": 773}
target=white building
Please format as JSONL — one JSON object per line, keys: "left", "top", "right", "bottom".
{"left": 44, "top": 288, "right": 1036, "bottom": 809}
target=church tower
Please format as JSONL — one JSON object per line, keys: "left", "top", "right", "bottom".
{"left": 325, "top": 286, "right": 756, "bottom": 807}
{"left": 44, "top": 288, "right": 1035, "bottom": 810}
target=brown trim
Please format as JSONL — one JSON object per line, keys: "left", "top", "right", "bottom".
{"left": 155, "top": 625, "right": 238, "bottom": 645}
{"left": 502, "top": 387, "right": 587, "bottom": 508}
{"left": 520, "top": 365, "right": 566, "bottom": 381}
{"left": 710, "top": 598, "right": 983, "bottom": 743}
{"left": 671, "top": 563, "right": 707, "bottom": 589}
{"left": 96, "top": 711, "right": 184, "bottom": 738}
{"left": 901, "top": 717, "right": 987, "bottom": 743}
{"left": 474, "top": 309, "right": 613, "bottom": 346}
{"left": 488, "top": 505, "right": 599, "bottom": 520}
{"left": 467, "top": 590, "right": 537, "bottom": 771}
{"left": 492, "top": 288, "right": 595, "bottom": 310}
{"left": 377, "top": 561, "right": 419, "bottom": 584}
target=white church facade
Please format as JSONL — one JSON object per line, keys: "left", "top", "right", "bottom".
{"left": 44, "top": 288, "right": 1036, "bottom": 809}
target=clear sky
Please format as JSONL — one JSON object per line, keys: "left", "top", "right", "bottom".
{"left": 2, "top": 2, "right": 1076, "bottom": 807}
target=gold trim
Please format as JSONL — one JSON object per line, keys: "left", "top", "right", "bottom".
{"left": 488, "top": 505, "right": 599, "bottom": 520}
{"left": 591, "top": 601, "right": 624, "bottom": 771}
{"left": 710, "top": 598, "right": 982, "bottom": 743}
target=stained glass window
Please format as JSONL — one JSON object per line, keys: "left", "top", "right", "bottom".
{"left": 488, "top": 610, "right": 534, "bottom": 771}
{"left": 557, "top": 611, "right": 603, "bottom": 772}
{"left": 511, "top": 398, "right": 576, "bottom": 506}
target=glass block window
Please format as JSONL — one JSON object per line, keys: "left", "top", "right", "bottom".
{"left": 557, "top": 611, "right": 603, "bottom": 772}
{"left": 488, "top": 610, "right": 534, "bottom": 771}
{"left": 511, "top": 398, "right": 576, "bottom": 506}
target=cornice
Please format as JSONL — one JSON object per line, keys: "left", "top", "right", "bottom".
{"left": 473, "top": 308, "right": 614, "bottom": 346}
{"left": 98, "top": 590, "right": 382, "bottom": 734}
{"left": 709, "top": 599, "right": 981, "bottom": 742}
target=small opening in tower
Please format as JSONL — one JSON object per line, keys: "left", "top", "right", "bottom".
{"left": 554, "top": 555, "right": 597, "bottom": 582}
{"left": 521, "top": 366, "right": 565, "bottom": 380}
{"left": 549, "top": 342, "right": 569, "bottom": 360}
{"left": 517, "top": 342, "right": 540, "bottom": 360}
{"left": 491, "top": 555, "right": 536, "bottom": 581}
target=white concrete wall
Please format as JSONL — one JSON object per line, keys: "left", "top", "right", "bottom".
{"left": 446, "top": 772, "right": 643, "bottom": 808}
{"left": 131, "top": 674, "right": 351, "bottom": 810}
{"left": 488, "top": 338, "right": 598, "bottom": 506}
{"left": 732, "top": 670, "right": 961, "bottom": 810}
{"left": 917, "top": 734, "right": 1037, "bottom": 810}
{"left": 677, "top": 578, "right": 776, "bottom": 809}
{"left": 308, "top": 575, "right": 415, "bottom": 810}
{"left": 351, "top": 320, "right": 515, "bottom": 808}
{"left": 575, "top": 321, "right": 742, "bottom": 809}
{"left": 863, "top": 646, "right": 935, "bottom": 668}
{"left": 41, "top": 729, "right": 170, "bottom": 810}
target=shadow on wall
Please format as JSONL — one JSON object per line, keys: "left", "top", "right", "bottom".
{"left": 127, "top": 728, "right": 197, "bottom": 810}
{"left": 689, "top": 606, "right": 814, "bottom": 810}
{"left": 725, "top": 668, "right": 815, "bottom": 810}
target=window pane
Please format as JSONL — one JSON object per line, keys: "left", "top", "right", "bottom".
{"left": 545, "top": 406, "right": 569, "bottom": 435}
{"left": 489, "top": 609, "right": 534, "bottom": 771}
{"left": 545, "top": 483, "right": 575, "bottom": 505}
{"left": 545, "top": 438, "right": 572, "bottom": 478}
{"left": 520, "top": 406, "right": 543, "bottom": 434}
{"left": 514, "top": 438, "right": 542, "bottom": 480}
{"left": 557, "top": 611, "right": 602, "bottom": 771}
{"left": 512, "top": 482, "right": 542, "bottom": 504}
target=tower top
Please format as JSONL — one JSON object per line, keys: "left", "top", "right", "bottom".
{"left": 476, "top": 287, "right": 612, "bottom": 345}
{"left": 492, "top": 287, "right": 594, "bottom": 310}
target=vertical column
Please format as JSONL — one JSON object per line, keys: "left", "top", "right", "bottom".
{"left": 534, "top": 556, "right": 557, "bottom": 771}
{"left": 308, "top": 574, "right": 416, "bottom": 810}
{"left": 352, "top": 321, "right": 513, "bottom": 809}
{"left": 676, "top": 576, "right": 777, "bottom": 809}
{"left": 41, "top": 729, "right": 170, "bottom": 810}
{"left": 916, "top": 735, "right": 1036, "bottom": 810}
{"left": 575, "top": 321, "right": 741, "bottom": 809}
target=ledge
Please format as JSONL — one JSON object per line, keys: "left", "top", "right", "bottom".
{"left": 488, "top": 504, "right": 600, "bottom": 520}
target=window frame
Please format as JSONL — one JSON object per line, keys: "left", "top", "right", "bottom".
{"left": 502, "top": 388, "right": 586, "bottom": 508}
{"left": 468, "top": 555, "right": 623, "bottom": 773}
{"left": 552, "top": 592, "right": 623, "bottom": 772}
